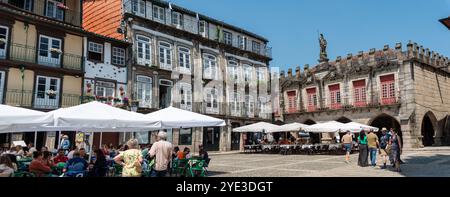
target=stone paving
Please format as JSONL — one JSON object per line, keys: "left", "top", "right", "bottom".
{"left": 207, "top": 149, "right": 450, "bottom": 177}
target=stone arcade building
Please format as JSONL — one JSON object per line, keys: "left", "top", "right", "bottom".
{"left": 279, "top": 42, "right": 450, "bottom": 148}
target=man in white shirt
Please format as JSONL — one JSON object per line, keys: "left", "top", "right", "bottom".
{"left": 149, "top": 131, "right": 173, "bottom": 177}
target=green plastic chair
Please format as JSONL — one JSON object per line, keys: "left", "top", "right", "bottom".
{"left": 187, "top": 159, "right": 206, "bottom": 177}
{"left": 113, "top": 164, "right": 123, "bottom": 177}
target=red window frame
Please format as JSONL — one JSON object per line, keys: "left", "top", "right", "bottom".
{"left": 380, "top": 74, "right": 396, "bottom": 105}
{"left": 353, "top": 79, "right": 366, "bottom": 107}
{"left": 329, "top": 84, "right": 341, "bottom": 109}
{"left": 286, "top": 91, "right": 297, "bottom": 113}
{"left": 306, "top": 87, "right": 317, "bottom": 112}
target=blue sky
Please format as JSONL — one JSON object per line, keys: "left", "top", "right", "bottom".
{"left": 170, "top": 0, "right": 450, "bottom": 71}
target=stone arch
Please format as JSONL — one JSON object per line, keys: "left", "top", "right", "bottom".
{"left": 303, "top": 119, "right": 316, "bottom": 125}
{"left": 421, "top": 111, "right": 440, "bottom": 146}
{"left": 368, "top": 113, "right": 402, "bottom": 145}
{"left": 336, "top": 116, "right": 352, "bottom": 123}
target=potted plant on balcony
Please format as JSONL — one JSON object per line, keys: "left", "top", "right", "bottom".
{"left": 46, "top": 89, "right": 57, "bottom": 97}
{"left": 50, "top": 48, "right": 62, "bottom": 56}
{"left": 122, "top": 97, "right": 130, "bottom": 107}
{"left": 96, "top": 96, "right": 107, "bottom": 102}
{"left": 113, "top": 97, "right": 122, "bottom": 103}
{"left": 86, "top": 83, "right": 92, "bottom": 95}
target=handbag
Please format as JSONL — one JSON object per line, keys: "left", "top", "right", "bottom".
{"left": 385, "top": 144, "right": 392, "bottom": 154}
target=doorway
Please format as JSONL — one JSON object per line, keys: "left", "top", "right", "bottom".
{"left": 231, "top": 123, "right": 241, "bottom": 150}
{"left": 203, "top": 127, "right": 220, "bottom": 151}
{"left": 159, "top": 79, "right": 173, "bottom": 109}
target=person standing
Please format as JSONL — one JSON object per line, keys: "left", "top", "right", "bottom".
{"left": 149, "top": 131, "right": 173, "bottom": 177}
{"left": 379, "top": 129, "right": 390, "bottom": 169}
{"left": 341, "top": 131, "right": 353, "bottom": 164}
{"left": 390, "top": 129, "right": 402, "bottom": 172}
{"left": 357, "top": 130, "right": 369, "bottom": 167}
{"left": 60, "top": 135, "right": 71, "bottom": 155}
{"left": 29, "top": 151, "right": 52, "bottom": 177}
{"left": 114, "top": 139, "right": 143, "bottom": 177}
{"left": 0, "top": 155, "right": 15, "bottom": 177}
{"left": 367, "top": 129, "right": 379, "bottom": 167}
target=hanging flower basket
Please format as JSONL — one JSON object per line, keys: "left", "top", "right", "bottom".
{"left": 96, "top": 96, "right": 107, "bottom": 102}
{"left": 46, "top": 90, "right": 57, "bottom": 97}
{"left": 113, "top": 98, "right": 122, "bottom": 103}
{"left": 122, "top": 97, "right": 129, "bottom": 106}
{"left": 107, "top": 96, "right": 115, "bottom": 101}
{"left": 50, "top": 48, "right": 62, "bottom": 55}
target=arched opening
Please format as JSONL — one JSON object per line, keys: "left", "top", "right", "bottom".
{"left": 304, "top": 119, "right": 320, "bottom": 143}
{"left": 369, "top": 114, "right": 402, "bottom": 145}
{"left": 421, "top": 111, "right": 438, "bottom": 147}
{"left": 336, "top": 117, "right": 352, "bottom": 123}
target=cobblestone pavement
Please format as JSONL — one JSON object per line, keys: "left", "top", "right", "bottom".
{"left": 207, "top": 149, "right": 450, "bottom": 177}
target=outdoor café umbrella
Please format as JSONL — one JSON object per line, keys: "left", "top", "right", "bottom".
{"left": 278, "top": 122, "right": 309, "bottom": 132}
{"left": 232, "top": 122, "right": 283, "bottom": 133}
{"left": 145, "top": 106, "right": 226, "bottom": 129}
{"left": 303, "top": 121, "right": 346, "bottom": 133}
{"left": 47, "top": 101, "right": 161, "bottom": 132}
{"left": 341, "top": 122, "right": 379, "bottom": 133}
{"left": 0, "top": 104, "right": 54, "bottom": 133}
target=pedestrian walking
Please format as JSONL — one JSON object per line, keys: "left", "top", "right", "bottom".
{"left": 149, "top": 131, "right": 173, "bottom": 177}
{"left": 357, "top": 130, "right": 369, "bottom": 167}
{"left": 367, "top": 129, "right": 379, "bottom": 167}
{"left": 114, "top": 139, "right": 143, "bottom": 177}
{"left": 390, "top": 129, "right": 402, "bottom": 172}
{"left": 379, "top": 128, "right": 390, "bottom": 169}
{"left": 341, "top": 130, "right": 353, "bottom": 163}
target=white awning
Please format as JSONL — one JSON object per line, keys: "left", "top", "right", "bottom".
{"left": 341, "top": 122, "right": 379, "bottom": 133}
{"left": 279, "top": 122, "right": 309, "bottom": 132}
{"left": 0, "top": 104, "right": 54, "bottom": 133}
{"left": 47, "top": 101, "right": 161, "bottom": 132}
{"left": 304, "top": 121, "right": 346, "bottom": 133}
{"left": 233, "top": 122, "right": 283, "bottom": 133}
{"left": 145, "top": 106, "right": 225, "bottom": 129}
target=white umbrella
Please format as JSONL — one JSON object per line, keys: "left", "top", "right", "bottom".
{"left": 233, "top": 122, "right": 283, "bottom": 133}
{"left": 342, "top": 122, "right": 379, "bottom": 133}
{"left": 48, "top": 101, "right": 161, "bottom": 132}
{"left": 145, "top": 106, "right": 225, "bottom": 128}
{"left": 279, "top": 122, "right": 309, "bottom": 132}
{"left": 0, "top": 104, "right": 54, "bottom": 133}
{"left": 304, "top": 121, "right": 346, "bottom": 133}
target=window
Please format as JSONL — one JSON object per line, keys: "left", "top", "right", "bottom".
{"left": 136, "top": 76, "right": 152, "bottom": 108}
{"left": 38, "top": 35, "right": 62, "bottom": 67}
{"left": 252, "top": 41, "right": 261, "bottom": 54}
{"left": 179, "top": 128, "right": 192, "bottom": 145}
{"left": 199, "top": 21, "right": 207, "bottom": 37}
{"left": 9, "top": 0, "right": 33, "bottom": 11}
{"left": 135, "top": 132, "right": 149, "bottom": 144}
{"left": 159, "top": 42, "right": 172, "bottom": 70}
{"left": 153, "top": 5, "right": 165, "bottom": 23}
{"left": 230, "top": 92, "right": 240, "bottom": 116}
{"left": 244, "top": 64, "right": 252, "bottom": 83}
{"left": 112, "top": 47, "right": 125, "bottom": 66}
{"left": 131, "top": 0, "right": 145, "bottom": 17}
{"left": 257, "top": 68, "right": 265, "bottom": 81}
{"left": 287, "top": 91, "right": 297, "bottom": 113}
{"left": 172, "top": 12, "right": 183, "bottom": 27}
{"left": 353, "top": 79, "right": 366, "bottom": 107}
{"left": 0, "top": 71, "right": 5, "bottom": 104}
{"left": 179, "top": 83, "right": 192, "bottom": 111}
{"left": 203, "top": 54, "right": 217, "bottom": 80}
{"left": 223, "top": 31, "right": 232, "bottom": 45}
{"left": 205, "top": 88, "right": 219, "bottom": 114}
{"left": 380, "top": 74, "right": 396, "bottom": 105}
{"left": 88, "top": 42, "right": 103, "bottom": 62}
{"left": 245, "top": 95, "right": 254, "bottom": 117}
{"left": 258, "top": 96, "right": 268, "bottom": 116}
{"left": 0, "top": 26, "right": 8, "bottom": 59}
{"left": 178, "top": 47, "right": 190, "bottom": 73}
{"left": 329, "top": 84, "right": 341, "bottom": 109}
{"left": 136, "top": 35, "right": 151, "bottom": 65}
{"left": 227, "top": 61, "right": 239, "bottom": 82}
{"left": 306, "top": 87, "right": 317, "bottom": 112}
{"left": 238, "top": 35, "right": 247, "bottom": 50}
{"left": 46, "top": 0, "right": 64, "bottom": 21}
{"left": 34, "top": 76, "right": 60, "bottom": 109}
{"left": 95, "top": 81, "right": 115, "bottom": 98}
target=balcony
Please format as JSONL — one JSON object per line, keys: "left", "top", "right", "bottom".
{"left": 353, "top": 101, "right": 367, "bottom": 108}
{"left": 329, "top": 103, "right": 342, "bottom": 110}
{"left": 307, "top": 105, "right": 317, "bottom": 112}
{"left": 286, "top": 108, "right": 297, "bottom": 114}
{"left": 3, "top": 0, "right": 81, "bottom": 26}
{"left": 5, "top": 89, "right": 80, "bottom": 109}
{"left": 8, "top": 43, "right": 82, "bottom": 70}
{"left": 381, "top": 97, "right": 397, "bottom": 105}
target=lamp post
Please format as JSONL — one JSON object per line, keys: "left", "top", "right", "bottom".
{"left": 20, "top": 66, "right": 25, "bottom": 106}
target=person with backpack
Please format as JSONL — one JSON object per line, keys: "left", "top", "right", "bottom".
{"left": 379, "top": 128, "right": 390, "bottom": 169}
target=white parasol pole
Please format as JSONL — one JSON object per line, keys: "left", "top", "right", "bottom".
{"left": 33, "top": 131, "right": 37, "bottom": 147}
{"left": 99, "top": 132, "right": 103, "bottom": 149}
{"left": 88, "top": 131, "right": 94, "bottom": 162}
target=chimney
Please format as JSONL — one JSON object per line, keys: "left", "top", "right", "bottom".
{"left": 295, "top": 66, "right": 301, "bottom": 79}
{"left": 287, "top": 68, "right": 293, "bottom": 78}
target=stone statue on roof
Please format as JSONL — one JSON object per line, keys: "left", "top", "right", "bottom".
{"left": 319, "top": 33, "right": 329, "bottom": 63}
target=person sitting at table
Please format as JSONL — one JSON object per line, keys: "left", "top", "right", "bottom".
{"left": 101, "top": 144, "right": 110, "bottom": 157}
{"left": 2, "top": 147, "right": 17, "bottom": 156}
{"left": 54, "top": 149, "right": 69, "bottom": 165}
{"left": 64, "top": 152, "right": 88, "bottom": 177}
{"left": 40, "top": 147, "right": 48, "bottom": 152}
{"left": 29, "top": 151, "right": 52, "bottom": 177}
{"left": 89, "top": 149, "right": 107, "bottom": 177}
{"left": 79, "top": 148, "right": 88, "bottom": 161}
{"left": 26, "top": 143, "right": 37, "bottom": 156}
{"left": 67, "top": 147, "right": 78, "bottom": 159}
{"left": 183, "top": 147, "right": 191, "bottom": 159}
{"left": 0, "top": 155, "right": 15, "bottom": 177}
{"left": 42, "top": 151, "right": 53, "bottom": 168}
{"left": 15, "top": 145, "right": 25, "bottom": 157}
{"left": 199, "top": 145, "right": 210, "bottom": 166}
{"left": 279, "top": 137, "right": 289, "bottom": 145}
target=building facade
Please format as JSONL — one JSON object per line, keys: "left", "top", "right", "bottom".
{"left": 0, "top": 0, "right": 84, "bottom": 150}
{"left": 83, "top": 0, "right": 273, "bottom": 151}
{"left": 279, "top": 42, "right": 450, "bottom": 148}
